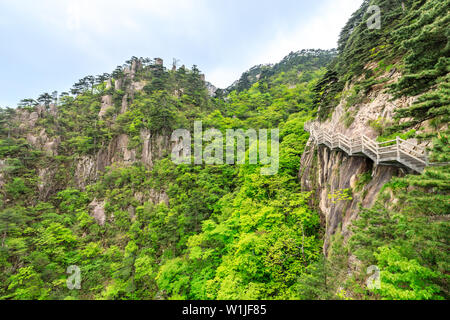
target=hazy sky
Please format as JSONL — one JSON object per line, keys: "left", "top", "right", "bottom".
{"left": 0, "top": 0, "right": 362, "bottom": 107}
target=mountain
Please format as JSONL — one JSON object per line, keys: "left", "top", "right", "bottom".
{"left": 226, "top": 48, "right": 337, "bottom": 93}
{"left": 0, "top": 0, "right": 448, "bottom": 300}
{"left": 298, "top": 0, "right": 449, "bottom": 300}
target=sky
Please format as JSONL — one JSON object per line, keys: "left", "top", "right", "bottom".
{"left": 0, "top": 0, "right": 363, "bottom": 107}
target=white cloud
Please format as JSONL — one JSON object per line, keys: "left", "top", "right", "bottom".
{"left": 3, "top": 0, "right": 214, "bottom": 70}
{"left": 207, "top": 0, "right": 363, "bottom": 88}
{"left": 66, "top": 3, "right": 81, "bottom": 31}
{"left": 207, "top": 66, "right": 243, "bottom": 88}
{"left": 5, "top": 0, "right": 212, "bottom": 38}
{"left": 254, "top": 0, "right": 362, "bottom": 65}
{"left": 0, "top": 0, "right": 364, "bottom": 103}
{"left": 60, "top": 0, "right": 212, "bottom": 35}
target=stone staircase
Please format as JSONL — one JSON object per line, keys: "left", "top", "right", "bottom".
{"left": 304, "top": 121, "right": 429, "bottom": 173}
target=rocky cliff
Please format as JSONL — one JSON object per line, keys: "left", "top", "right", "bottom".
{"left": 6, "top": 59, "right": 177, "bottom": 223}
{"left": 299, "top": 68, "right": 423, "bottom": 254}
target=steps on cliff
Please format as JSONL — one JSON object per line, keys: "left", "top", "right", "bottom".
{"left": 304, "top": 122, "right": 430, "bottom": 174}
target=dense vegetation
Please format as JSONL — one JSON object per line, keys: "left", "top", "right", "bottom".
{"left": 227, "top": 49, "right": 337, "bottom": 94}
{"left": 0, "top": 0, "right": 448, "bottom": 300}
{"left": 304, "top": 0, "right": 449, "bottom": 300}
{"left": 0, "top": 50, "right": 335, "bottom": 299}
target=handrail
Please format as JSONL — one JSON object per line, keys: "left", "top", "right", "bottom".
{"left": 379, "top": 145, "right": 396, "bottom": 150}
{"left": 398, "top": 137, "right": 419, "bottom": 149}
{"left": 379, "top": 149, "right": 398, "bottom": 155}
{"left": 378, "top": 139, "right": 398, "bottom": 145}
{"left": 398, "top": 143, "right": 426, "bottom": 161}
{"left": 304, "top": 121, "right": 429, "bottom": 173}
{"left": 398, "top": 149, "right": 427, "bottom": 166}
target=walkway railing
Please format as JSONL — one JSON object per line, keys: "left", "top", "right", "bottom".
{"left": 304, "top": 121, "right": 429, "bottom": 173}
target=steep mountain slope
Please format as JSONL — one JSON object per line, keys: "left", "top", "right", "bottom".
{"left": 0, "top": 50, "right": 335, "bottom": 299}
{"left": 226, "top": 49, "right": 337, "bottom": 94}
{"left": 0, "top": 0, "right": 448, "bottom": 301}
{"left": 298, "top": 0, "right": 449, "bottom": 300}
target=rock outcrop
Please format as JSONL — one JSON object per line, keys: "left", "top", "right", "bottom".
{"left": 26, "top": 129, "right": 60, "bottom": 156}
{"left": 135, "top": 189, "right": 169, "bottom": 206}
{"left": 17, "top": 110, "right": 39, "bottom": 131}
{"left": 74, "top": 151, "right": 108, "bottom": 189}
{"left": 120, "top": 94, "right": 128, "bottom": 114}
{"left": 73, "top": 129, "right": 175, "bottom": 189}
{"left": 99, "top": 94, "right": 113, "bottom": 118}
{"left": 205, "top": 82, "right": 217, "bottom": 97}
{"left": 37, "top": 167, "right": 56, "bottom": 200}
{"left": 73, "top": 133, "right": 136, "bottom": 189}
{"left": 140, "top": 130, "right": 171, "bottom": 169}
{"left": 115, "top": 78, "right": 123, "bottom": 91}
{"left": 299, "top": 141, "right": 404, "bottom": 254}
{"left": 8, "top": 60, "right": 185, "bottom": 227}
{"left": 299, "top": 70, "right": 415, "bottom": 254}
{"left": 89, "top": 199, "right": 106, "bottom": 226}
{"left": 108, "top": 134, "right": 136, "bottom": 163}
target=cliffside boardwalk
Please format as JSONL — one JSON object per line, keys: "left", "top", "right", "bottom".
{"left": 304, "top": 121, "right": 429, "bottom": 173}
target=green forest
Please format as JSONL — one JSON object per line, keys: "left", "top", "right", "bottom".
{"left": 0, "top": 0, "right": 448, "bottom": 300}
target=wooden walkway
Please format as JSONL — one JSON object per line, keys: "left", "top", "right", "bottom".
{"left": 304, "top": 122, "right": 429, "bottom": 173}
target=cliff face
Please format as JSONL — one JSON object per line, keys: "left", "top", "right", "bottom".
{"left": 16, "top": 97, "right": 172, "bottom": 189}
{"left": 8, "top": 62, "right": 176, "bottom": 223}
{"left": 298, "top": 70, "right": 418, "bottom": 254}
{"left": 297, "top": 0, "right": 448, "bottom": 263}
{"left": 299, "top": 141, "right": 403, "bottom": 254}
{"left": 73, "top": 132, "right": 172, "bottom": 189}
